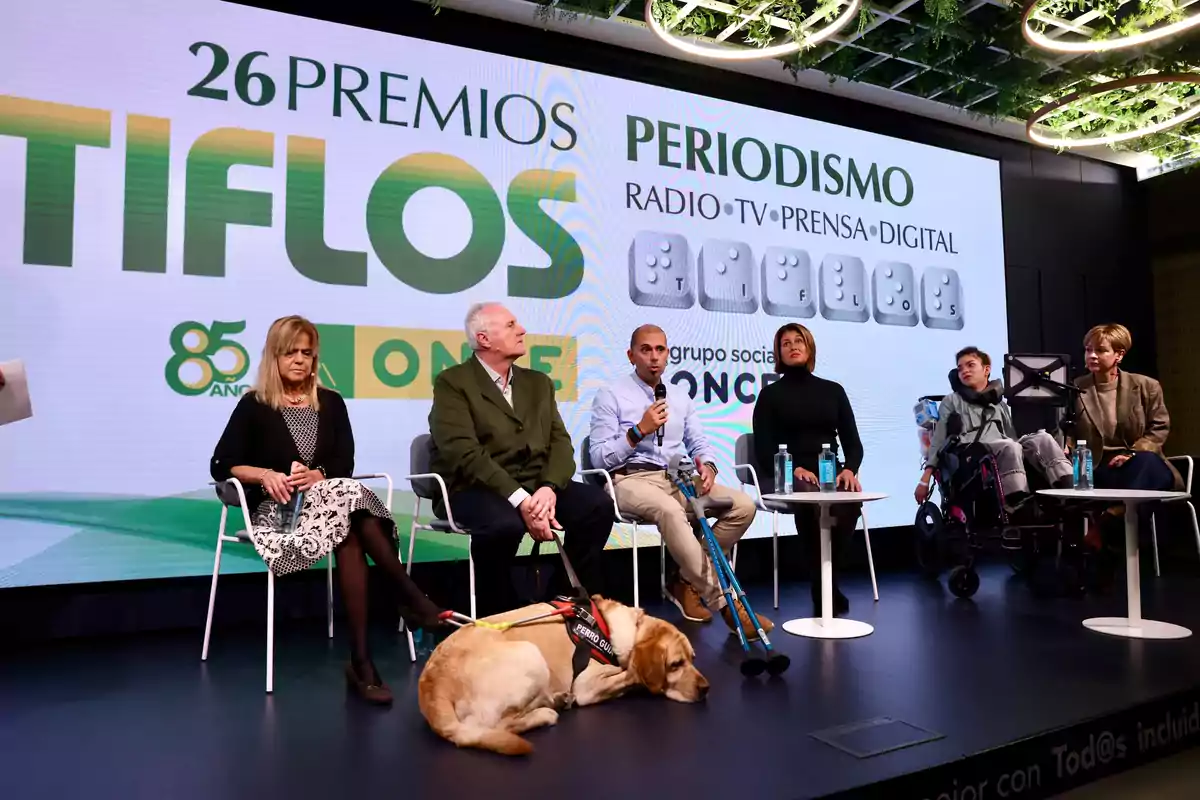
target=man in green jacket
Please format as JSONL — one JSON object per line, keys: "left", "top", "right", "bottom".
{"left": 429, "top": 302, "right": 614, "bottom": 616}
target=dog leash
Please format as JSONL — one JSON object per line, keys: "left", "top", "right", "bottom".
{"left": 434, "top": 531, "right": 618, "bottom": 676}
{"left": 437, "top": 530, "right": 585, "bottom": 630}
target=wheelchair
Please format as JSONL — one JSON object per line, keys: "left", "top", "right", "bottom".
{"left": 912, "top": 361, "right": 1112, "bottom": 599}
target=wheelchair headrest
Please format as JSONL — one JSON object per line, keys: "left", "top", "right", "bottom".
{"left": 948, "top": 369, "right": 1004, "bottom": 406}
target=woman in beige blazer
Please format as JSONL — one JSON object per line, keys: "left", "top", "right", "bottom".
{"left": 1073, "top": 324, "right": 1182, "bottom": 551}
{"left": 1073, "top": 323, "right": 1182, "bottom": 493}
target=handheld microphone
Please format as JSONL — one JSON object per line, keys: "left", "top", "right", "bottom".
{"left": 654, "top": 383, "right": 667, "bottom": 447}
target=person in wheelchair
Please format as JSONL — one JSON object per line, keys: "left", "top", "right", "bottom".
{"left": 915, "top": 347, "right": 1074, "bottom": 516}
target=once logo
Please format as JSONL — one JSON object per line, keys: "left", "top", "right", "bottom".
{"left": 315, "top": 323, "right": 577, "bottom": 401}
{"left": 165, "top": 320, "right": 251, "bottom": 396}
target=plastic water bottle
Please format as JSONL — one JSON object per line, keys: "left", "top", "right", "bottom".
{"left": 271, "top": 502, "right": 291, "bottom": 535}
{"left": 774, "top": 445, "right": 793, "bottom": 495}
{"left": 818, "top": 443, "right": 837, "bottom": 492}
{"left": 272, "top": 491, "right": 305, "bottom": 534}
{"left": 1074, "top": 441, "right": 1093, "bottom": 490}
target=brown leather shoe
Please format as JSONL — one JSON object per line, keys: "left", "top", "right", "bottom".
{"left": 345, "top": 661, "right": 393, "bottom": 706}
{"left": 666, "top": 579, "right": 712, "bottom": 622}
{"left": 721, "top": 600, "right": 774, "bottom": 641}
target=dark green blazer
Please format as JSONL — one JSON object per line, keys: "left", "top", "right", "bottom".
{"left": 429, "top": 356, "right": 577, "bottom": 503}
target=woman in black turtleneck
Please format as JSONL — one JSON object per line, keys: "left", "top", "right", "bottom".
{"left": 752, "top": 323, "right": 865, "bottom": 617}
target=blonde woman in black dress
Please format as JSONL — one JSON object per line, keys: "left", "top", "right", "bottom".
{"left": 211, "top": 315, "right": 443, "bottom": 705}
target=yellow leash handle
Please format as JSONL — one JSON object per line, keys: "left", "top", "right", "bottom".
{"left": 472, "top": 619, "right": 513, "bottom": 631}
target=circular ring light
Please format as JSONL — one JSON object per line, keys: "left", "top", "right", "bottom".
{"left": 1022, "top": 0, "right": 1200, "bottom": 54}
{"left": 1026, "top": 73, "right": 1200, "bottom": 149}
{"left": 644, "top": 0, "right": 862, "bottom": 61}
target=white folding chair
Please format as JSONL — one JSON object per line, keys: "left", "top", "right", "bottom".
{"left": 201, "top": 472, "right": 394, "bottom": 693}
{"left": 578, "top": 437, "right": 737, "bottom": 608}
{"left": 404, "top": 433, "right": 474, "bottom": 645}
{"left": 577, "top": 436, "right": 662, "bottom": 608}
{"left": 1151, "top": 455, "right": 1200, "bottom": 577}
{"left": 732, "top": 433, "right": 878, "bottom": 609}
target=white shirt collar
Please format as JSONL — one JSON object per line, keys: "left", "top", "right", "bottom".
{"left": 476, "top": 354, "right": 513, "bottom": 387}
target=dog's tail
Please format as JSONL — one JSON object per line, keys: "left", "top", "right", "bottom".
{"left": 419, "top": 674, "right": 533, "bottom": 756}
{"left": 454, "top": 726, "right": 534, "bottom": 757}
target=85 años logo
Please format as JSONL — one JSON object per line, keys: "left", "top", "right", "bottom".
{"left": 166, "top": 320, "right": 252, "bottom": 397}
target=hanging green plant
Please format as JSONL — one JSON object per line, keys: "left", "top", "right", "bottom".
{"left": 923, "top": 0, "right": 960, "bottom": 27}
{"left": 422, "top": 1, "right": 1200, "bottom": 165}
{"left": 1027, "top": 0, "right": 1186, "bottom": 39}
{"left": 1028, "top": 72, "right": 1200, "bottom": 155}
{"left": 857, "top": 4, "right": 873, "bottom": 33}
{"left": 924, "top": 0, "right": 960, "bottom": 44}
{"left": 650, "top": 0, "right": 855, "bottom": 51}
{"left": 1023, "top": 0, "right": 1200, "bottom": 54}
{"left": 532, "top": 0, "right": 629, "bottom": 24}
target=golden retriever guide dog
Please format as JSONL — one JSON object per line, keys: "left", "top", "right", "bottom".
{"left": 419, "top": 596, "right": 709, "bottom": 755}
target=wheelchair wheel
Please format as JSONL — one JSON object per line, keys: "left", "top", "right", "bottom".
{"left": 948, "top": 565, "right": 980, "bottom": 599}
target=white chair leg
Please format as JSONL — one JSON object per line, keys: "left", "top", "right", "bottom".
{"left": 772, "top": 512, "right": 779, "bottom": 610}
{"left": 406, "top": 502, "right": 419, "bottom": 577}
{"left": 399, "top": 498, "right": 421, "bottom": 633}
{"left": 201, "top": 509, "right": 227, "bottom": 662}
{"left": 632, "top": 523, "right": 640, "bottom": 609}
{"left": 1189, "top": 501, "right": 1200, "bottom": 564}
{"left": 326, "top": 557, "right": 334, "bottom": 639}
{"left": 1151, "top": 513, "right": 1161, "bottom": 577}
{"left": 401, "top": 505, "right": 418, "bottom": 662}
{"left": 863, "top": 510, "right": 879, "bottom": 601}
{"left": 266, "top": 569, "right": 275, "bottom": 694}
{"left": 468, "top": 537, "right": 477, "bottom": 620}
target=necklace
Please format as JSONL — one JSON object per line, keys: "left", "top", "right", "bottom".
{"left": 283, "top": 392, "right": 305, "bottom": 405}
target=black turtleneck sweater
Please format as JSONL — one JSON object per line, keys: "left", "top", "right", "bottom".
{"left": 751, "top": 368, "right": 864, "bottom": 479}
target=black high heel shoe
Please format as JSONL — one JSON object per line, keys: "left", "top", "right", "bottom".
{"left": 399, "top": 602, "right": 451, "bottom": 633}
{"left": 345, "top": 659, "right": 393, "bottom": 706}
{"left": 389, "top": 564, "right": 452, "bottom": 632}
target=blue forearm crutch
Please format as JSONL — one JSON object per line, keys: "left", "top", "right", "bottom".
{"left": 670, "top": 457, "right": 790, "bottom": 678}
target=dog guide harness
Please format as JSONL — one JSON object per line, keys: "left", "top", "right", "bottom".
{"left": 439, "top": 532, "right": 619, "bottom": 683}
{"left": 549, "top": 595, "right": 619, "bottom": 681}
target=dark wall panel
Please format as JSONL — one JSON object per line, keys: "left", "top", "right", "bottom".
{"left": 1004, "top": 265, "right": 1043, "bottom": 354}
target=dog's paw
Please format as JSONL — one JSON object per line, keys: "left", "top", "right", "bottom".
{"left": 526, "top": 707, "right": 560, "bottom": 728}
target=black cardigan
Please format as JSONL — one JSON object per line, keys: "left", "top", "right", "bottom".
{"left": 751, "top": 368, "right": 864, "bottom": 480}
{"left": 210, "top": 388, "right": 355, "bottom": 509}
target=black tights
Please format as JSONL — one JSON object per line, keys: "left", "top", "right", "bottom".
{"left": 334, "top": 515, "right": 442, "bottom": 677}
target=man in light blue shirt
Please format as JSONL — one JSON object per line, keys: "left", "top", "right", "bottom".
{"left": 589, "top": 325, "right": 767, "bottom": 636}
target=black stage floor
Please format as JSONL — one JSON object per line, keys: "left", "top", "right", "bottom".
{"left": 5, "top": 562, "right": 1200, "bottom": 800}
